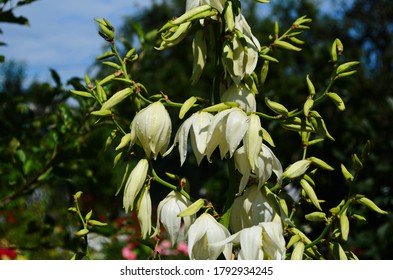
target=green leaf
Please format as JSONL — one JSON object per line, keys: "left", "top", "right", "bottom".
{"left": 178, "top": 198, "right": 205, "bottom": 217}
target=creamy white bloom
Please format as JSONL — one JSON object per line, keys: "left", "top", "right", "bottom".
{"left": 166, "top": 111, "right": 213, "bottom": 165}
{"left": 186, "top": 0, "right": 224, "bottom": 14}
{"left": 152, "top": 191, "right": 195, "bottom": 244}
{"left": 206, "top": 108, "right": 249, "bottom": 160}
{"left": 212, "top": 222, "right": 286, "bottom": 260}
{"left": 137, "top": 186, "right": 152, "bottom": 239}
{"left": 123, "top": 159, "right": 149, "bottom": 213}
{"left": 221, "top": 83, "right": 256, "bottom": 113}
{"left": 130, "top": 102, "right": 172, "bottom": 159}
{"left": 234, "top": 144, "right": 282, "bottom": 192}
{"left": 188, "top": 213, "right": 232, "bottom": 260}
{"left": 230, "top": 185, "right": 275, "bottom": 233}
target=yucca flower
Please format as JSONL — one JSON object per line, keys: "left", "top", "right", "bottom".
{"left": 234, "top": 144, "right": 282, "bottom": 192}
{"left": 123, "top": 159, "right": 149, "bottom": 213}
{"left": 137, "top": 186, "right": 152, "bottom": 239}
{"left": 152, "top": 191, "right": 195, "bottom": 244}
{"left": 230, "top": 185, "right": 275, "bottom": 233}
{"left": 187, "top": 213, "right": 232, "bottom": 260}
{"left": 221, "top": 83, "right": 256, "bottom": 113}
{"left": 130, "top": 102, "right": 172, "bottom": 160}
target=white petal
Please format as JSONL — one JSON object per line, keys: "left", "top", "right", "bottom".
{"left": 238, "top": 226, "right": 263, "bottom": 260}
{"left": 123, "top": 159, "right": 149, "bottom": 212}
{"left": 261, "top": 222, "right": 286, "bottom": 260}
{"left": 225, "top": 109, "right": 249, "bottom": 157}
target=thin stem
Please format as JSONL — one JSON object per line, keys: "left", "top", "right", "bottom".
{"left": 151, "top": 168, "right": 192, "bottom": 201}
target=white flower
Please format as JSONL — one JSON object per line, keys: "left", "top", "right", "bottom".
{"left": 234, "top": 144, "right": 282, "bottom": 192}
{"left": 242, "top": 113, "right": 263, "bottom": 172}
{"left": 206, "top": 108, "right": 249, "bottom": 161}
{"left": 230, "top": 185, "right": 275, "bottom": 233}
{"left": 152, "top": 191, "right": 195, "bottom": 244}
{"left": 186, "top": 0, "right": 225, "bottom": 14}
{"left": 123, "top": 159, "right": 149, "bottom": 213}
{"left": 187, "top": 213, "right": 232, "bottom": 260}
{"left": 212, "top": 222, "right": 286, "bottom": 260}
{"left": 221, "top": 83, "right": 256, "bottom": 113}
{"left": 166, "top": 111, "right": 213, "bottom": 165}
{"left": 130, "top": 102, "right": 172, "bottom": 159}
{"left": 137, "top": 186, "right": 152, "bottom": 239}
{"left": 222, "top": 14, "right": 261, "bottom": 85}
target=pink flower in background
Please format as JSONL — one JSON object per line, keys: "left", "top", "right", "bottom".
{"left": 157, "top": 240, "right": 172, "bottom": 256}
{"left": 0, "top": 248, "right": 17, "bottom": 259}
{"left": 176, "top": 241, "right": 188, "bottom": 255}
{"left": 122, "top": 243, "right": 137, "bottom": 260}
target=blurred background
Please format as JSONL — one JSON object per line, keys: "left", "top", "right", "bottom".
{"left": 1, "top": 0, "right": 392, "bottom": 259}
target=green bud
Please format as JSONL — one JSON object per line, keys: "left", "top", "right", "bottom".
{"left": 84, "top": 74, "right": 93, "bottom": 89}
{"left": 291, "top": 241, "right": 305, "bottom": 260}
{"left": 165, "top": 172, "right": 178, "bottom": 180}
{"left": 70, "top": 90, "right": 94, "bottom": 99}
{"left": 325, "top": 92, "right": 345, "bottom": 111}
{"left": 115, "top": 133, "right": 131, "bottom": 151}
{"left": 101, "top": 87, "right": 132, "bottom": 111}
{"left": 74, "top": 191, "right": 83, "bottom": 200}
{"left": 336, "top": 61, "right": 360, "bottom": 74}
{"left": 289, "top": 36, "right": 305, "bottom": 45}
{"left": 99, "top": 23, "right": 114, "bottom": 40}
{"left": 171, "top": 4, "right": 216, "bottom": 26}
{"left": 283, "top": 160, "right": 311, "bottom": 179}
{"left": 274, "top": 20, "right": 279, "bottom": 36}
{"left": 113, "top": 152, "right": 123, "bottom": 167}
{"left": 288, "top": 228, "right": 312, "bottom": 244}
{"left": 303, "top": 173, "right": 315, "bottom": 187}
{"left": 340, "top": 163, "right": 354, "bottom": 181}
{"left": 74, "top": 228, "right": 89, "bottom": 237}
{"left": 300, "top": 178, "right": 322, "bottom": 211}
{"left": 95, "top": 82, "right": 107, "bottom": 103}
{"left": 287, "top": 234, "right": 302, "bottom": 249}
{"left": 308, "top": 156, "right": 334, "bottom": 171}
{"left": 261, "top": 127, "right": 275, "bottom": 147}
{"left": 179, "top": 96, "right": 197, "bottom": 119}
{"left": 329, "top": 200, "right": 345, "bottom": 215}
{"left": 274, "top": 40, "right": 302, "bottom": 51}
{"left": 309, "top": 110, "right": 335, "bottom": 141}
{"left": 305, "top": 211, "right": 326, "bottom": 222}
{"left": 96, "top": 52, "right": 115, "bottom": 60}
{"left": 336, "top": 70, "right": 357, "bottom": 79}
{"left": 202, "top": 102, "right": 237, "bottom": 112}
{"left": 88, "top": 220, "right": 108, "bottom": 227}
{"left": 331, "top": 40, "right": 338, "bottom": 62}
{"left": 102, "top": 61, "right": 121, "bottom": 70}
{"left": 178, "top": 198, "right": 205, "bottom": 217}
{"left": 265, "top": 97, "right": 288, "bottom": 116}
{"left": 260, "top": 60, "right": 269, "bottom": 86}
{"left": 85, "top": 210, "right": 93, "bottom": 221}
{"left": 357, "top": 196, "right": 388, "bottom": 215}
{"left": 125, "top": 48, "right": 136, "bottom": 59}
{"left": 91, "top": 110, "right": 112, "bottom": 116}
{"left": 332, "top": 242, "right": 347, "bottom": 260}
{"left": 303, "top": 97, "right": 314, "bottom": 117}
{"left": 340, "top": 213, "right": 349, "bottom": 241}
{"left": 293, "top": 15, "right": 312, "bottom": 25}
{"left": 306, "top": 75, "right": 316, "bottom": 97}
{"left": 68, "top": 207, "right": 77, "bottom": 213}
{"left": 351, "top": 214, "right": 367, "bottom": 223}
{"left": 308, "top": 138, "right": 325, "bottom": 146}
{"left": 98, "top": 73, "right": 117, "bottom": 86}
{"left": 352, "top": 153, "right": 363, "bottom": 170}
{"left": 259, "top": 54, "right": 279, "bottom": 63}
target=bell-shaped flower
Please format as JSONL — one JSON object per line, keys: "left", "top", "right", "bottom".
{"left": 234, "top": 144, "right": 282, "bottom": 192}
{"left": 206, "top": 108, "right": 249, "bottom": 161}
{"left": 123, "top": 159, "right": 149, "bottom": 213}
{"left": 130, "top": 102, "right": 172, "bottom": 160}
{"left": 230, "top": 185, "right": 275, "bottom": 233}
{"left": 165, "top": 111, "right": 213, "bottom": 165}
{"left": 187, "top": 213, "right": 232, "bottom": 260}
{"left": 221, "top": 83, "right": 256, "bottom": 113}
{"left": 212, "top": 222, "right": 286, "bottom": 260}
{"left": 222, "top": 14, "right": 261, "bottom": 85}
{"left": 137, "top": 186, "right": 152, "bottom": 239}
{"left": 186, "top": 0, "right": 225, "bottom": 14}
{"left": 152, "top": 191, "right": 195, "bottom": 244}
{"left": 242, "top": 113, "right": 263, "bottom": 172}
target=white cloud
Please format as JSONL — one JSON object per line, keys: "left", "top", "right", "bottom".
{"left": 1, "top": 0, "right": 155, "bottom": 84}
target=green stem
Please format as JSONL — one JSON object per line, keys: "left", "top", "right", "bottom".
{"left": 151, "top": 168, "right": 192, "bottom": 201}
{"left": 223, "top": 156, "right": 237, "bottom": 213}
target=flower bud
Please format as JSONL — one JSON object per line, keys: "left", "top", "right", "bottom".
{"left": 123, "top": 159, "right": 149, "bottom": 212}
{"left": 130, "top": 102, "right": 172, "bottom": 159}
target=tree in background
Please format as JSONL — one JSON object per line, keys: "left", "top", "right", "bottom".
{"left": 1, "top": 0, "right": 391, "bottom": 259}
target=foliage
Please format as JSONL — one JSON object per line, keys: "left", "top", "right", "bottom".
{"left": 1, "top": 0, "right": 392, "bottom": 260}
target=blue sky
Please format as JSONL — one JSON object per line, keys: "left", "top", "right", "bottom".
{"left": 1, "top": 0, "right": 158, "bottom": 84}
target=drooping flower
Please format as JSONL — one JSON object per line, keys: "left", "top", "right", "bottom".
{"left": 123, "top": 159, "right": 149, "bottom": 213}
{"left": 137, "top": 186, "right": 152, "bottom": 239}
{"left": 187, "top": 213, "right": 232, "bottom": 260}
{"left": 211, "top": 222, "right": 286, "bottom": 260}
{"left": 186, "top": 0, "right": 225, "bottom": 14}
{"left": 221, "top": 83, "right": 256, "bottom": 113}
{"left": 230, "top": 185, "right": 275, "bottom": 233}
{"left": 152, "top": 190, "right": 195, "bottom": 244}
{"left": 130, "top": 102, "right": 172, "bottom": 159}
{"left": 234, "top": 144, "right": 282, "bottom": 192}
{"left": 205, "top": 108, "right": 249, "bottom": 160}
{"left": 165, "top": 111, "right": 213, "bottom": 165}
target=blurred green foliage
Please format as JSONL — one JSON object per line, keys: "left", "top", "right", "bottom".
{"left": 0, "top": 0, "right": 392, "bottom": 259}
